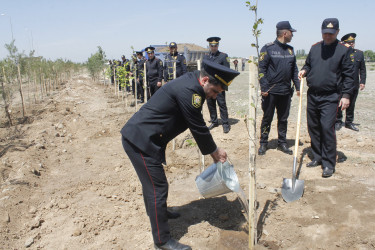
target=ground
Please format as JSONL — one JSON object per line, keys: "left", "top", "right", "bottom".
{"left": 0, "top": 63, "right": 375, "bottom": 250}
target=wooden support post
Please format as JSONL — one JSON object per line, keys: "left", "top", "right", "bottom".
{"left": 17, "top": 64, "right": 26, "bottom": 117}
{"left": 144, "top": 62, "right": 148, "bottom": 102}
{"left": 135, "top": 69, "right": 137, "bottom": 111}
{"left": 197, "top": 60, "right": 205, "bottom": 173}
{"left": 248, "top": 56, "right": 258, "bottom": 249}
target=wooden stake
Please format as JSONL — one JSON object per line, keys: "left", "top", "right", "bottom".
{"left": 17, "top": 64, "right": 26, "bottom": 117}
{"left": 197, "top": 60, "right": 205, "bottom": 173}
{"left": 144, "top": 62, "right": 148, "bottom": 102}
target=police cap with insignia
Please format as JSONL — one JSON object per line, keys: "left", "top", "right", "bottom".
{"left": 276, "top": 21, "right": 296, "bottom": 32}
{"left": 169, "top": 42, "right": 177, "bottom": 48}
{"left": 145, "top": 46, "right": 155, "bottom": 54}
{"left": 207, "top": 37, "right": 221, "bottom": 46}
{"left": 321, "top": 18, "right": 339, "bottom": 34}
{"left": 136, "top": 51, "right": 143, "bottom": 55}
{"left": 341, "top": 33, "right": 356, "bottom": 43}
{"left": 202, "top": 59, "right": 240, "bottom": 91}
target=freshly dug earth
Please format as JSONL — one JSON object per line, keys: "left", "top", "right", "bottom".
{"left": 0, "top": 65, "right": 374, "bottom": 249}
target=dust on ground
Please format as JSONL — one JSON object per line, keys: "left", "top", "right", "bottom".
{"left": 1, "top": 64, "right": 375, "bottom": 249}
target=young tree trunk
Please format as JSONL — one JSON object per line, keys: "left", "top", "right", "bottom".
{"left": 1, "top": 67, "right": 12, "bottom": 126}
{"left": 17, "top": 64, "right": 26, "bottom": 117}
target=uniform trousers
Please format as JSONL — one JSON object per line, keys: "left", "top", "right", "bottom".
{"left": 137, "top": 79, "right": 145, "bottom": 102}
{"left": 337, "top": 88, "right": 358, "bottom": 125}
{"left": 122, "top": 136, "right": 170, "bottom": 245}
{"left": 148, "top": 79, "right": 161, "bottom": 100}
{"left": 260, "top": 93, "right": 291, "bottom": 145}
{"left": 307, "top": 91, "right": 339, "bottom": 170}
{"left": 207, "top": 91, "right": 229, "bottom": 125}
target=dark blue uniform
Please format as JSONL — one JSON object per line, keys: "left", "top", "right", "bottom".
{"left": 258, "top": 39, "right": 300, "bottom": 147}
{"left": 121, "top": 71, "right": 216, "bottom": 245}
{"left": 146, "top": 57, "right": 163, "bottom": 98}
{"left": 164, "top": 52, "right": 187, "bottom": 82}
{"left": 337, "top": 48, "right": 366, "bottom": 126}
{"left": 204, "top": 51, "right": 230, "bottom": 128}
{"left": 302, "top": 39, "right": 354, "bottom": 171}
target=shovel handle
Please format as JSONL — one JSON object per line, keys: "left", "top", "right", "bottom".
{"left": 293, "top": 78, "right": 304, "bottom": 159}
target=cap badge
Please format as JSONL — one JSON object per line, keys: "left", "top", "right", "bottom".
{"left": 327, "top": 23, "right": 334, "bottom": 28}
{"left": 192, "top": 94, "right": 202, "bottom": 108}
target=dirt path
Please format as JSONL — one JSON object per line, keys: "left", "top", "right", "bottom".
{"left": 1, "top": 68, "right": 375, "bottom": 249}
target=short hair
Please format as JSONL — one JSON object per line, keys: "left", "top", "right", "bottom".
{"left": 277, "top": 29, "right": 287, "bottom": 38}
{"left": 200, "top": 67, "right": 220, "bottom": 87}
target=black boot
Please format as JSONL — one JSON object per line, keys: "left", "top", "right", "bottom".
{"left": 155, "top": 238, "right": 192, "bottom": 250}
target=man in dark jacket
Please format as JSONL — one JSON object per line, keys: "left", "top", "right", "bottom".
{"left": 258, "top": 21, "right": 300, "bottom": 156}
{"left": 335, "top": 33, "right": 367, "bottom": 131}
{"left": 121, "top": 59, "right": 239, "bottom": 250}
{"left": 135, "top": 51, "right": 146, "bottom": 103}
{"left": 145, "top": 46, "right": 163, "bottom": 99}
{"left": 164, "top": 42, "right": 187, "bottom": 83}
{"left": 299, "top": 18, "right": 354, "bottom": 178}
{"left": 204, "top": 37, "right": 231, "bottom": 133}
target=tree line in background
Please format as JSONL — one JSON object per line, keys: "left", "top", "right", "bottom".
{"left": 0, "top": 40, "right": 82, "bottom": 127}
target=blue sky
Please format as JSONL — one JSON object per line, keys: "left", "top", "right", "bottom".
{"left": 1, "top": 0, "right": 374, "bottom": 62}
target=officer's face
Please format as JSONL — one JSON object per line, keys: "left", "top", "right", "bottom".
{"left": 285, "top": 30, "right": 293, "bottom": 43}
{"left": 170, "top": 47, "right": 177, "bottom": 54}
{"left": 148, "top": 52, "right": 154, "bottom": 59}
{"left": 322, "top": 30, "right": 339, "bottom": 45}
{"left": 210, "top": 44, "right": 219, "bottom": 53}
{"left": 201, "top": 77, "right": 224, "bottom": 99}
{"left": 347, "top": 42, "right": 355, "bottom": 49}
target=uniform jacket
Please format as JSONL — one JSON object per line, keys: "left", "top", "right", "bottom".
{"left": 204, "top": 51, "right": 230, "bottom": 68}
{"left": 302, "top": 40, "right": 354, "bottom": 98}
{"left": 121, "top": 71, "right": 217, "bottom": 163}
{"left": 352, "top": 49, "right": 366, "bottom": 88}
{"left": 146, "top": 57, "right": 163, "bottom": 83}
{"left": 259, "top": 39, "right": 300, "bottom": 95}
{"left": 164, "top": 52, "right": 187, "bottom": 82}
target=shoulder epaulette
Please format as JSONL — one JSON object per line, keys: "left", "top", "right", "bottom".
{"left": 265, "top": 42, "right": 274, "bottom": 47}
{"left": 312, "top": 41, "right": 322, "bottom": 47}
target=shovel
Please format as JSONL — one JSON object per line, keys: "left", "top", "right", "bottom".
{"left": 281, "top": 78, "right": 305, "bottom": 202}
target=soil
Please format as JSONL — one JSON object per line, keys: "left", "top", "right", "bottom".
{"left": 1, "top": 63, "right": 375, "bottom": 250}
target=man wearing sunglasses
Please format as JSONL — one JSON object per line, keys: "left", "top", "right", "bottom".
{"left": 204, "top": 36, "right": 231, "bottom": 133}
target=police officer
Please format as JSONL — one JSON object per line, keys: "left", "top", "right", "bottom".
{"left": 121, "top": 59, "right": 240, "bottom": 250}
{"left": 258, "top": 21, "right": 300, "bottom": 156}
{"left": 145, "top": 46, "right": 163, "bottom": 99}
{"left": 204, "top": 37, "right": 231, "bottom": 133}
{"left": 135, "top": 51, "right": 145, "bottom": 103}
{"left": 335, "top": 33, "right": 367, "bottom": 131}
{"left": 164, "top": 42, "right": 187, "bottom": 83}
{"left": 108, "top": 60, "right": 114, "bottom": 84}
{"left": 299, "top": 18, "right": 354, "bottom": 178}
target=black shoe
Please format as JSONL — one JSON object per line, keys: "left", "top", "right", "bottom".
{"left": 277, "top": 144, "right": 293, "bottom": 155}
{"left": 322, "top": 167, "right": 335, "bottom": 178}
{"left": 167, "top": 210, "right": 180, "bottom": 219}
{"left": 223, "top": 124, "right": 230, "bottom": 133}
{"left": 208, "top": 123, "right": 218, "bottom": 130}
{"left": 258, "top": 144, "right": 267, "bottom": 155}
{"left": 335, "top": 122, "right": 342, "bottom": 131}
{"left": 155, "top": 238, "right": 192, "bottom": 250}
{"left": 345, "top": 123, "right": 359, "bottom": 131}
{"left": 306, "top": 160, "right": 322, "bottom": 168}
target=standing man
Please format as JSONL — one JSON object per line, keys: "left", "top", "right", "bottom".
{"left": 121, "top": 55, "right": 131, "bottom": 92}
{"left": 335, "top": 33, "right": 366, "bottom": 131}
{"left": 164, "top": 42, "right": 187, "bottom": 83}
{"left": 136, "top": 51, "right": 145, "bottom": 103}
{"left": 145, "top": 46, "right": 163, "bottom": 99}
{"left": 241, "top": 58, "right": 246, "bottom": 71}
{"left": 204, "top": 37, "right": 231, "bottom": 133}
{"left": 299, "top": 18, "right": 354, "bottom": 178}
{"left": 233, "top": 59, "right": 239, "bottom": 71}
{"left": 258, "top": 21, "right": 300, "bottom": 156}
{"left": 121, "top": 59, "right": 240, "bottom": 250}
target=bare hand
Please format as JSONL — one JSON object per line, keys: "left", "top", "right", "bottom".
{"left": 296, "top": 91, "right": 300, "bottom": 97}
{"left": 339, "top": 97, "right": 350, "bottom": 111}
{"left": 157, "top": 81, "right": 162, "bottom": 87}
{"left": 298, "top": 70, "right": 306, "bottom": 80}
{"left": 360, "top": 84, "right": 365, "bottom": 91}
{"left": 210, "top": 147, "right": 227, "bottom": 163}
{"left": 261, "top": 92, "right": 269, "bottom": 97}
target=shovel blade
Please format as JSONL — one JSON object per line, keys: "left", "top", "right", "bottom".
{"left": 281, "top": 178, "right": 305, "bottom": 203}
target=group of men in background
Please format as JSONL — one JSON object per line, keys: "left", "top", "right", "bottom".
{"left": 258, "top": 18, "right": 366, "bottom": 178}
